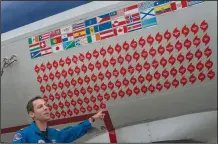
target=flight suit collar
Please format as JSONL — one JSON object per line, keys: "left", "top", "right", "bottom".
{"left": 30, "top": 121, "right": 53, "bottom": 143}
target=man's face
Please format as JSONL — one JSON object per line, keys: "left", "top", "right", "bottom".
{"left": 30, "top": 99, "right": 50, "bottom": 121}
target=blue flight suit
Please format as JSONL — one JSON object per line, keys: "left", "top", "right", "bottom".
{"left": 12, "top": 119, "right": 92, "bottom": 143}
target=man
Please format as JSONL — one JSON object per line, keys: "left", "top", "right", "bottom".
{"left": 12, "top": 96, "right": 105, "bottom": 143}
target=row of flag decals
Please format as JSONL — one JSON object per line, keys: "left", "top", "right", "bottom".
{"left": 28, "top": 1, "right": 204, "bottom": 59}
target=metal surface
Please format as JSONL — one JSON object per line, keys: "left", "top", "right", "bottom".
{"left": 86, "top": 111, "right": 217, "bottom": 143}
{"left": 1, "top": 1, "right": 217, "bottom": 143}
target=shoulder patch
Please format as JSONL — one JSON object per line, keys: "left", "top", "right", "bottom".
{"left": 13, "top": 133, "right": 22, "bottom": 141}
{"left": 38, "top": 140, "right": 45, "bottom": 143}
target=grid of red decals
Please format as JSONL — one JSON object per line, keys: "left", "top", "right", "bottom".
{"left": 34, "top": 20, "right": 215, "bottom": 119}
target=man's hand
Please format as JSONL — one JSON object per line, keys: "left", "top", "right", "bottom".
{"left": 89, "top": 109, "right": 106, "bottom": 123}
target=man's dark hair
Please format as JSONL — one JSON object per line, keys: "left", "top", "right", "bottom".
{"left": 26, "top": 96, "right": 43, "bottom": 113}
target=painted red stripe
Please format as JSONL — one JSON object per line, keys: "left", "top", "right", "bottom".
{"left": 1, "top": 111, "right": 117, "bottom": 143}
{"left": 104, "top": 111, "right": 117, "bottom": 143}
{"left": 1, "top": 113, "right": 94, "bottom": 134}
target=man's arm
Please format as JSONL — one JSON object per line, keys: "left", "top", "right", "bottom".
{"left": 59, "top": 110, "right": 105, "bottom": 143}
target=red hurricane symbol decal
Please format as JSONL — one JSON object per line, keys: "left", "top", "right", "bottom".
{"left": 79, "top": 53, "right": 85, "bottom": 62}
{"left": 93, "top": 49, "right": 99, "bottom": 59}
{"left": 175, "top": 40, "right": 182, "bottom": 51}
{"left": 204, "top": 47, "right": 212, "bottom": 58}
{"left": 191, "top": 23, "right": 199, "bottom": 35}
{"left": 43, "top": 74, "right": 48, "bottom": 82}
{"left": 184, "top": 38, "right": 192, "bottom": 49}
{"left": 115, "top": 43, "right": 122, "bottom": 54}
{"left": 100, "top": 48, "right": 106, "bottom": 57}
{"left": 133, "top": 51, "right": 140, "bottom": 61}
{"left": 200, "top": 20, "right": 208, "bottom": 32}
{"left": 141, "top": 49, "right": 148, "bottom": 59}
{"left": 164, "top": 30, "right": 171, "bottom": 41}
{"left": 155, "top": 32, "right": 163, "bottom": 43}
{"left": 205, "top": 59, "right": 213, "bottom": 70}
{"left": 59, "top": 58, "right": 65, "bottom": 67}
{"left": 202, "top": 33, "right": 210, "bottom": 45}
{"left": 147, "top": 34, "right": 154, "bottom": 45}
{"left": 157, "top": 45, "right": 165, "bottom": 55}
{"left": 139, "top": 37, "right": 146, "bottom": 47}
{"left": 196, "top": 61, "right": 204, "bottom": 72}
{"left": 125, "top": 53, "right": 132, "bottom": 63}
{"left": 40, "top": 63, "right": 46, "bottom": 72}
{"left": 207, "top": 70, "right": 215, "bottom": 80}
{"left": 154, "top": 70, "right": 161, "bottom": 81}
{"left": 68, "top": 67, "right": 74, "bottom": 76}
{"left": 107, "top": 45, "right": 114, "bottom": 55}
{"left": 193, "top": 36, "right": 201, "bottom": 47}
{"left": 187, "top": 63, "right": 195, "bottom": 73}
{"left": 86, "top": 51, "right": 92, "bottom": 60}
{"left": 37, "top": 75, "right": 42, "bottom": 83}
{"left": 186, "top": 51, "right": 193, "bottom": 62}
{"left": 182, "top": 25, "right": 189, "bottom": 37}
{"left": 166, "top": 43, "right": 174, "bottom": 54}
{"left": 152, "top": 59, "right": 159, "bottom": 69}
{"left": 173, "top": 27, "right": 180, "bottom": 39}
{"left": 53, "top": 60, "right": 58, "bottom": 69}
{"left": 168, "top": 55, "right": 176, "bottom": 66}
{"left": 81, "top": 64, "right": 87, "bottom": 73}
{"left": 46, "top": 62, "right": 52, "bottom": 70}
{"left": 130, "top": 39, "right": 137, "bottom": 49}
{"left": 34, "top": 65, "right": 40, "bottom": 74}
{"left": 198, "top": 72, "right": 206, "bottom": 82}
{"left": 149, "top": 47, "right": 156, "bottom": 57}
{"left": 118, "top": 55, "right": 124, "bottom": 65}
{"left": 195, "top": 49, "right": 203, "bottom": 60}
{"left": 65, "top": 57, "right": 71, "bottom": 66}
{"left": 123, "top": 41, "right": 129, "bottom": 51}
{"left": 180, "top": 76, "right": 187, "bottom": 86}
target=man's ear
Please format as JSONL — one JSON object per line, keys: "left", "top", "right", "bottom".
{"left": 29, "top": 111, "right": 35, "bottom": 119}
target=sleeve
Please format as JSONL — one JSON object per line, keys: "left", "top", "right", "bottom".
{"left": 12, "top": 130, "right": 27, "bottom": 143}
{"left": 58, "top": 119, "right": 93, "bottom": 143}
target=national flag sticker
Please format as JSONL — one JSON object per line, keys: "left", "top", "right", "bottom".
{"left": 30, "top": 49, "right": 41, "bottom": 59}
{"left": 86, "top": 26, "right": 99, "bottom": 35}
{"left": 140, "top": 8, "right": 155, "bottom": 20}
{"left": 154, "top": 3, "right": 171, "bottom": 15}
{"left": 97, "top": 13, "right": 111, "bottom": 23}
{"left": 61, "top": 33, "right": 74, "bottom": 42}
{"left": 110, "top": 9, "right": 125, "bottom": 19}
{"left": 124, "top": 4, "right": 139, "bottom": 15}
{"left": 63, "top": 40, "right": 75, "bottom": 50}
{"left": 50, "top": 29, "right": 61, "bottom": 38}
{"left": 72, "top": 21, "right": 85, "bottom": 31}
{"left": 75, "top": 39, "right": 81, "bottom": 47}
{"left": 39, "top": 39, "right": 51, "bottom": 49}
{"left": 188, "top": 1, "right": 204, "bottom": 6}
{"left": 170, "top": 1, "right": 188, "bottom": 11}
{"left": 60, "top": 25, "right": 73, "bottom": 35}
{"left": 112, "top": 16, "right": 126, "bottom": 27}
{"left": 52, "top": 44, "right": 64, "bottom": 53}
{"left": 39, "top": 32, "right": 50, "bottom": 41}
{"left": 138, "top": 1, "right": 155, "bottom": 11}
{"left": 127, "top": 21, "right": 142, "bottom": 32}
{"left": 142, "top": 17, "right": 157, "bottom": 28}
{"left": 87, "top": 33, "right": 101, "bottom": 43}
{"left": 28, "top": 36, "right": 40, "bottom": 45}
{"left": 116, "top": 26, "right": 127, "bottom": 35}
{"left": 41, "top": 47, "right": 53, "bottom": 56}
{"left": 50, "top": 36, "right": 62, "bottom": 45}
{"left": 29, "top": 43, "right": 40, "bottom": 53}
